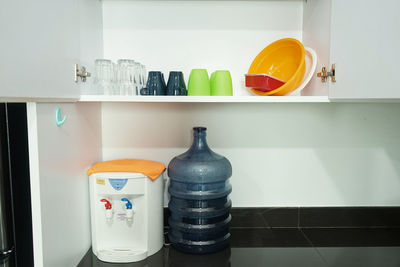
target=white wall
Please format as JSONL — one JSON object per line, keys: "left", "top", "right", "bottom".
{"left": 101, "top": 103, "right": 400, "bottom": 207}
{"left": 102, "top": 0, "right": 303, "bottom": 96}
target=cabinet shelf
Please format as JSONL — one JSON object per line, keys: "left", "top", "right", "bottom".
{"left": 79, "top": 95, "right": 330, "bottom": 103}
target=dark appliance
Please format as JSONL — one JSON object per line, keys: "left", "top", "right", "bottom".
{"left": 0, "top": 103, "right": 34, "bottom": 267}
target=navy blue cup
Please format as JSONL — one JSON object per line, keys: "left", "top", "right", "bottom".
{"left": 166, "top": 71, "right": 187, "bottom": 96}
{"left": 141, "top": 71, "right": 166, "bottom": 95}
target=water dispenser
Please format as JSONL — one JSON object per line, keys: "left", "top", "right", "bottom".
{"left": 88, "top": 170, "right": 164, "bottom": 263}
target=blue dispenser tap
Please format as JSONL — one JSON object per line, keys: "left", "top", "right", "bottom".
{"left": 121, "top": 198, "right": 132, "bottom": 209}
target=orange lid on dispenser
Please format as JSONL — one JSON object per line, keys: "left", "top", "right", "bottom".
{"left": 87, "top": 159, "right": 166, "bottom": 181}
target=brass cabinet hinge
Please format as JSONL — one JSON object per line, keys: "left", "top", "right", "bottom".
{"left": 317, "top": 64, "right": 336, "bottom": 83}
{"left": 74, "top": 64, "right": 91, "bottom": 83}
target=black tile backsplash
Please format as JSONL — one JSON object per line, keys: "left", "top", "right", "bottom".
{"left": 164, "top": 208, "right": 171, "bottom": 228}
{"left": 164, "top": 207, "right": 400, "bottom": 229}
{"left": 230, "top": 208, "right": 269, "bottom": 228}
{"left": 261, "top": 208, "right": 299, "bottom": 228}
{"left": 299, "top": 207, "right": 400, "bottom": 228}
{"left": 301, "top": 228, "right": 400, "bottom": 247}
{"left": 231, "top": 228, "right": 312, "bottom": 247}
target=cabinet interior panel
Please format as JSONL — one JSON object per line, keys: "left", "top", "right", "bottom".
{"left": 102, "top": 1, "right": 304, "bottom": 96}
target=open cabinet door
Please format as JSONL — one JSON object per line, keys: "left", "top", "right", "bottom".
{"left": 0, "top": 0, "right": 80, "bottom": 101}
{"left": 329, "top": 0, "right": 400, "bottom": 100}
{"left": 0, "top": 0, "right": 103, "bottom": 102}
{"left": 78, "top": 0, "right": 104, "bottom": 96}
{"left": 27, "top": 103, "right": 102, "bottom": 267}
{"left": 302, "top": 0, "right": 332, "bottom": 96}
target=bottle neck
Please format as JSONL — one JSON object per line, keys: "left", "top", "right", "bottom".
{"left": 190, "top": 127, "right": 209, "bottom": 151}
{"left": 191, "top": 132, "right": 208, "bottom": 150}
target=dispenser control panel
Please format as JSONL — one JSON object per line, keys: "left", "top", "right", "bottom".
{"left": 109, "top": 179, "right": 128, "bottom": 191}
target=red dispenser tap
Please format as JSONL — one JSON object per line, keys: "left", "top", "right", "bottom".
{"left": 100, "top": 199, "right": 112, "bottom": 210}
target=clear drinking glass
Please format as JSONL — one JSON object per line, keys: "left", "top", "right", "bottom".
{"left": 117, "top": 59, "right": 137, "bottom": 96}
{"left": 94, "top": 59, "right": 113, "bottom": 95}
{"left": 140, "top": 64, "right": 147, "bottom": 90}
{"left": 134, "top": 62, "right": 143, "bottom": 95}
{"left": 112, "top": 62, "right": 118, "bottom": 95}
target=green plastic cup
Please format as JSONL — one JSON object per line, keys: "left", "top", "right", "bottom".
{"left": 188, "top": 69, "right": 210, "bottom": 96}
{"left": 210, "top": 72, "right": 216, "bottom": 90}
{"left": 210, "top": 70, "right": 233, "bottom": 96}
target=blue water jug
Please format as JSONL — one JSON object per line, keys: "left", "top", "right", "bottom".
{"left": 168, "top": 127, "right": 232, "bottom": 254}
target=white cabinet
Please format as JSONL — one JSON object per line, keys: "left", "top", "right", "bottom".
{"left": 329, "top": 0, "right": 400, "bottom": 100}
{"left": 0, "top": 0, "right": 80, "bottom": 101}
{"left": 2, "top": 0, "right": 399, "bottom": 101}
{"left": 0, "top": 0, "right": 102, "bottom": 102}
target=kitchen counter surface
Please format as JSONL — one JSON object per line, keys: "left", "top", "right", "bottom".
{"left": 78, "top": 245, "right": 400, "bottom": 267}
{"left": 78, "top": 246, "right": 324, "bottom": 267}
{"left": 79, "top": 211, "right": 400, "bottom": 267}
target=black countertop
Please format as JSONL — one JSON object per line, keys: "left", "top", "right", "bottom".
{"left": 78, "top": 245, "right": 400, "bottom": 267}
{"left": 78, "top": 208, "right": 400, "bottom": 267}
{"left": 78, "top": 246, "right": 325, "bottom": 267}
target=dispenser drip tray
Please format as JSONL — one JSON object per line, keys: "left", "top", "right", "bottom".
{"left": 98, "top": 248, "right": 148, "bottom": 263}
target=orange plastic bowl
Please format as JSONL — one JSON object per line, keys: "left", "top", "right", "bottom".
{"left": 248, "top": 38, "right": 305, "bottom": 96}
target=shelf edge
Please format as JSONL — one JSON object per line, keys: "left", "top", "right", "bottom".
{"left": 79, "top": 95, "right": 331, "bottom": 103}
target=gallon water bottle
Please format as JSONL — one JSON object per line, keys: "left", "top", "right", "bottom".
{"left": 168, "top": 127, "right": 232, "bottom": 254}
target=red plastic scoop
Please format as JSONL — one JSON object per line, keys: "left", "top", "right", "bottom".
{"left": 245, "top": 74, "right": 286, "bottom": 92}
